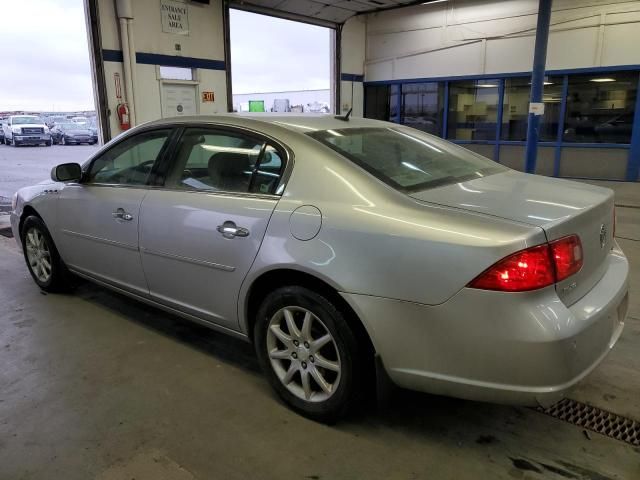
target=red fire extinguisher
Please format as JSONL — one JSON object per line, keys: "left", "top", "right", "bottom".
{"left": 117, "top": 102, "right": 131, "bottom": 131}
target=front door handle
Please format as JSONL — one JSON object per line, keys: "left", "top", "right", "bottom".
{"left": 217, "top": 221, "right": 249, "bottom": 239}
{"left": 112, "top": 208, "right": 133, "bottom": 221}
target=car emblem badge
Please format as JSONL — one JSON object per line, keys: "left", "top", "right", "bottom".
{"left": 599, "top": 224, "right": 607, "bottom": 249}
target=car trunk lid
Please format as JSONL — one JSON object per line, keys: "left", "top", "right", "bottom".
{"left": 410, "top": 170, "right": 615, "bottom": 305}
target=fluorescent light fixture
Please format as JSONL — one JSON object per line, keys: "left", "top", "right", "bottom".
{"left": 590, "top": 78, "right": 616, "bottom": 83}
{"left": 477, "top": 84, "right": 498, "bottom": 88}
{"left": 422, "top": 0, "right": 448, "bottom": 4}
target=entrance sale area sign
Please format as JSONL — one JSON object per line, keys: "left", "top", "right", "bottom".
{"left": 161, "top": 0, "right": 189, "bottom": 36}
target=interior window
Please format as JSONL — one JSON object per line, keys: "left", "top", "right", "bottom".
{"left": 87, "top": 129, "right": 171, "bottom": 185}
{"left": 166, "top": 128, "right": 285, "bottom": 194}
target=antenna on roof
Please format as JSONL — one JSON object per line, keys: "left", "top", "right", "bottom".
{"left": 334, "top": 108, "right": 352, "bottom": 121}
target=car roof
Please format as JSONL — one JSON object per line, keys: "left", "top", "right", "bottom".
{"left": 143, "top": 113, "right": 392, "bottom": 134}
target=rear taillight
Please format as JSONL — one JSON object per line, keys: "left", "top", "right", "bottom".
{"left": 468, "top": 235, "right": 583, "bottom": 292}
{"left": 550, "top": 235, "right": 583, "bottom": 282}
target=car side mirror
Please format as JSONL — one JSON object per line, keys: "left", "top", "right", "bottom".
{"left": 51, "top": 163, "right": 82, "bottom": 182}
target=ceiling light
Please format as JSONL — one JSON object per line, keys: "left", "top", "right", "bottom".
{"left": 477, "top": 84, "right": 498, "bottom": 88}
{"left": 590, "top": 78, "right": 616, "bottom": 83}
{"left": 422, "top": 0, "right": 448, "bottom": 4}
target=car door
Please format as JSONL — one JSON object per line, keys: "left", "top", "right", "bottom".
{"left": 55, "top": 127, "right": 174, "bottom": 296}
{"left": 138, "top": 126, "right": 288, "bottom": 330}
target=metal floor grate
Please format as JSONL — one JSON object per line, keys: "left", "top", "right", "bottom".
{"left": 538, "top": 398, "right": 640, "bottom": 446}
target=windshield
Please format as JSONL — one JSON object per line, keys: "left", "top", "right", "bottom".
{"left": 308, "top": 127, "right": 506, "bottom": 192}
{"left": 60, "top": 123, "right": 82, "bottom": 131}
{"left": 13, "top": 116, "right": 41, "bottom": 125}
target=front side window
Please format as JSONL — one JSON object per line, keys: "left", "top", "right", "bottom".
{"left": 308, "top": 127, "right": 505, "bottom": 192}
{"left": 87, "top": 129, "right": 171, "bottom": 185}
{"left": 563, "top": 71, "right": 637, "bottom": 144}
{"left": 164, "top": 128, "right": 285, "bottom": 194}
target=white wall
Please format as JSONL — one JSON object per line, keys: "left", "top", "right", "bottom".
{"left": 364, "top": 0, "right": 640, "bottom": 82}
{"left": 97, "top": 0, "right": 227, "bottom": 137}
{"left": 340, "top": 16, "right": 365, "bottom": 116}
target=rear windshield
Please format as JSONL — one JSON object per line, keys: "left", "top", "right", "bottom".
{"left": 308, "top": 127, "right": 505, "bottom": 192}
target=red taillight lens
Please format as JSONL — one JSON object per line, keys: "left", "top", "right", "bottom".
{"left": 550, "top": 235, "right": 583, "bottom": 282}
{"left": 468, "top": 235, "right": 583, "bottom": 292}
{"left": 468, "top": 244, "right": 555, "bottom": 292}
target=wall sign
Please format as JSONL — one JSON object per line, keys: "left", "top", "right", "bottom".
{"left": 528, "top": 102, "right": 545, "bottom": 116}
{"left": 202, "top": 91, "right": 215, "bottom": 102}
{"left": 161, "top": 0, "right": 189, "bottom": 36}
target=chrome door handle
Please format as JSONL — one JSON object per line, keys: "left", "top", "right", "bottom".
{"left": 217, "top": 221, "right": 249, "bottom": 239}
{"left": 112, "top": 208, "right": 133, "bottom": 221}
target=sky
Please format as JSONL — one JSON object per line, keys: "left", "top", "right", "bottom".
{"left": 230, "top": 9, "right": 330, "bottom": 94}
{"left": 0, "top": 1, "right": 330, "bottom": 112}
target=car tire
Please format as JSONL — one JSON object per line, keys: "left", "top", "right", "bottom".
{"left": 254, "top": 285, "right": 364, "bottom": 423}
{"left": 46, "top": 139, "right": 52, "bottom": 147}
{"left": 13, "top": 139, "right": 19, "bottom": 147}
{"left": 20, "top": 216, "right": 71, "bottom": 293}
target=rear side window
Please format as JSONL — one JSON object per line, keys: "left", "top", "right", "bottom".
{"left": 308, "top": 127, "right": 505, "bottom": 192}
{"left": 164, "top": 128, "right": 286, "bottom": 195}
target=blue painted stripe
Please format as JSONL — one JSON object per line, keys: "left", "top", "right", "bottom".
{"left": 363, "top": 64, "right": 640, "bottom": 86}
{"left": 341, "top": 73, "right": 364, "bottom": 82}
{"left": 102, "top": 49, "right": 225, "bottom": 71}
{"left": 102, "top": 49, "right": 123, "bottom": 62}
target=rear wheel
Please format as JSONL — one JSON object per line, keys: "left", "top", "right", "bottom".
{"left": 21, "top": 216, "right": 70, "bottom": 292}
{"left": 254, "top": 286, "right": 364, "bottom": 423}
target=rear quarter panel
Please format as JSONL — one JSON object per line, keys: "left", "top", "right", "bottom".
{"left": 239, "top": 133, "right": 546, "bottom": 332}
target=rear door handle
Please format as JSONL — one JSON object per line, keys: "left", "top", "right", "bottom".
{"left": 112, "top": 208, "right": 133, "bottom": 221}
{"left": 217, "top": 221, "right": 249, "bottom": 239}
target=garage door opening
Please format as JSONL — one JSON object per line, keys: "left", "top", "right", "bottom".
{"left": 0, "top": 0, "right": 97, "bottom": 207}
{"left": 229, "top": 9, "right": 333, "bottom": 114}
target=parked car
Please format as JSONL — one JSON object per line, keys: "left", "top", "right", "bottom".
{"left": 2, "top": 115, "right": 52, "bottom": 147}
{"left": 0, "top": 120, "right": 5, "bottom": 144}
{"left": 46, "top": 116, "right": 70, "bottom": 129}
{"left": 51, "top": 123, "right": 97, "bottom": 145}
{"left": 10, "top": 114, "right": 628, "bottom": 422}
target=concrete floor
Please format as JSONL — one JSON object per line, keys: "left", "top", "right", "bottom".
{"left": 0, "top": 180, "right": 639, "bottom": 479}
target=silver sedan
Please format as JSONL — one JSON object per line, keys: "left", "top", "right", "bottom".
{"left": 10, "top": 114, "right": 629, "bottom": 422}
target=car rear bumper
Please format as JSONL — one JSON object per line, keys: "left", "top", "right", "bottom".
{"left": 341, "top": 243, "right": 629, "bottom": 407}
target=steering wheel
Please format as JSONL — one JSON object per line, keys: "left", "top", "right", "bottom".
{"left": 109, "top": 160, "right": 155, "bottom": 184}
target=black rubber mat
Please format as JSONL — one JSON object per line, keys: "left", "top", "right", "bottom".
{"left": 0, "top": 226, "right": 13, "bottom": 238}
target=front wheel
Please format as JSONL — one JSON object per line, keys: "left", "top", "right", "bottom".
{"left": 21, "top": 216, "right": 70, "bottom": 292}
{"left": 254, "top": 286, "right": 364, "bottom": 423}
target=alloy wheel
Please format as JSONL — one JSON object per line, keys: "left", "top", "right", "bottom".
{"left": 25, "top": 227, "right": 52, "bottom": 283}
{"left": 266, "top": 306, "right": 342, "bottom": 402}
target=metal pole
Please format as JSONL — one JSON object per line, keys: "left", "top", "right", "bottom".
{"left": 524, "top": 0, "right": 553, "bottom": 173}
